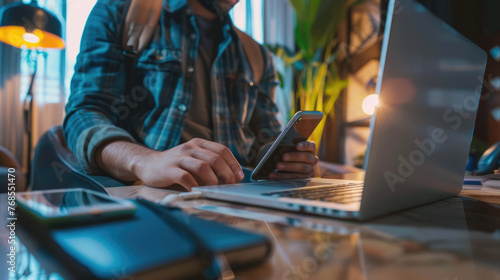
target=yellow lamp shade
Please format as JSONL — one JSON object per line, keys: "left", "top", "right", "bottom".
{"left": 0, "top": 2, "right": 65, "bottom": 50}
{"left": 0, "top": 26, "right": 64, "bottom": 49}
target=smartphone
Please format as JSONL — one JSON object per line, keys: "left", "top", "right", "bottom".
{"left": 16, "top": 188, "right": 136, "bottom": 227}
{"left": 251, "top": 111, "right": 324, "bottom": 181}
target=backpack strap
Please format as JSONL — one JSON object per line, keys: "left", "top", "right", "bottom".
{"left": 235, "top": 28, "right": 264, "bottom": 84}
{"left": 120, "top": 0, "right": 161, "bottom": 141}
{"left": 122, "top": 0, "right": 162, "bottom": 56}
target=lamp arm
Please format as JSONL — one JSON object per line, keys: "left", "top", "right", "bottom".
{"left": 23, "top": 52, "right": 38, "bottom": 182}
{"left": 23, "top": 57, "right": 37, "bottom": 134}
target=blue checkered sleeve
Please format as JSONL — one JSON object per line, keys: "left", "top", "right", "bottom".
{"left": 63, "top": 0, "right": 135, "bottom": 174}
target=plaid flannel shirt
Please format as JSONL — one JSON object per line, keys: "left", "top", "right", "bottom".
{"left": 63, "top": 0, "right": 282, "bottom": 174}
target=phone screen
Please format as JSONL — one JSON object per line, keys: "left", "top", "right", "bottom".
{"left": 16, "top": 189, "right": 135, "bottom": 219}
{"left": 252, "top": 111, "right": 323, "bottom": 180}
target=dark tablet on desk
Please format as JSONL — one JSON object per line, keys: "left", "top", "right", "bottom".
{"left": 18, "top": 200, "right": 272, "bottom": 280}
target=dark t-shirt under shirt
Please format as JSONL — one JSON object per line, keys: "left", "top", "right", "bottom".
{"left": 180, "top": 15, "right": 224, "bottom": 143}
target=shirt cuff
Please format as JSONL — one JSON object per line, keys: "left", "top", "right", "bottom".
{"left": 76, "top": 125, "right": 135, "bottom": 174}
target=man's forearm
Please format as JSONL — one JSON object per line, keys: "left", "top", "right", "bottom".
{"left": 95, "top": 140, "right": 155, "bottom": 182}
{"left": 94, "top": 138, "right": 244, "bottom": 190}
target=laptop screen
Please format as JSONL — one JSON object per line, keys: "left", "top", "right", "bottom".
{"left": 360, "top": 0, "right": 487, "bottom": 219}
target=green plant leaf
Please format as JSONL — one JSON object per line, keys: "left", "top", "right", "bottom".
{"left": 311, "top": 0, "right": 348, "bottom": 51}
{"left": 266, "top": 44, "right": 305, "bottom": 70}
{"left": 295, "top": 23, "right": 313, "bottom": 60}
{"left": 289, "top": 0, "right": 314, "bottom": 60}
{"left": 308, "top": 0, "right": 322, "bottom": 25}
{"left": 284, "top": 0, "right": 365, "bottom": 149}
{"left": 277, "top": 71, "right": 285, "bottom": 89}
{"left": 265, "top": 44, "right": 295, "bottom": 58}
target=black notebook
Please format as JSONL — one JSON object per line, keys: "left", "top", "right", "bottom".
{"left": 18, "top": 201, "right": 272, "bottom": 280}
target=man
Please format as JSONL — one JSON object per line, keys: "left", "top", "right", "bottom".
{"left": 64, "top": 0, "right": 319, "bottom": 191}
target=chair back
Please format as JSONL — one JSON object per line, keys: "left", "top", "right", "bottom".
{"left": 31, "top": 126, "right": 125, "bottom": 193}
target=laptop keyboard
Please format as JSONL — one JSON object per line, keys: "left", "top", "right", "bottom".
{"left": 261, "top": 183, "right": 363, "bottom": 204}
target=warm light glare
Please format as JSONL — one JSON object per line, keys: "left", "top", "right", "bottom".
{"left": 362, "top": 94, "right": 379, "bottom": 115}
{"left": 22, "top": 32, "right": 40, "bottom": 43}
{"left": 0, "top": 26, "right": 65, "bottom": 49}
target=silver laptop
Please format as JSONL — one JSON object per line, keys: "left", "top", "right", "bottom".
{"left": 194, "top": 0, "right": 487, "bottom": 220}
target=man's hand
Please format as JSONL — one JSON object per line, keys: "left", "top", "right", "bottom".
{"left": 268, "top": 141, "right": 319, "bottom": 180}
{"left": 135, "top": 138, "right": 244, "bottom": 190}
{"left": 97, "top": 138, "right": 244, "bottom": 191}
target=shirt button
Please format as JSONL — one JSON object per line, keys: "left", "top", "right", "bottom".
{"left": 187, "top": 66, "right": 194, "bottom": 73}
{"left": 178, "top": 104, "right": 187, "bottom": 112}
{"left": 186, "top": 9, "right": 192, "bottom": 15}
{"left": 249, "top": 81, "right": 254, "bottom": 87}
{"left": 190, "top": 33, "right": 196, "bottom": 40}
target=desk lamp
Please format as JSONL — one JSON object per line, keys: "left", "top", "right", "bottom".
{"left": 0, "top": 0, "right": 65, "bottom": 181}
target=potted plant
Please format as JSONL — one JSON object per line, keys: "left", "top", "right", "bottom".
{"left": 269, "top": 0, "right": 365, "bottom": 150}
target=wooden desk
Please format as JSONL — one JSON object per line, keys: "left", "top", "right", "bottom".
{"left": 2, "top": 178, "right": 500, "bottom": 280}
{"left": 104, "top": 181, "right": 500, "bottom": 280}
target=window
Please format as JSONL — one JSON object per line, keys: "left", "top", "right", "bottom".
{"left": 231, "top": 0, "right": 264, "bottom": 44}
{"left": 65, "top": 0, "right": 97, "bottom": 98}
